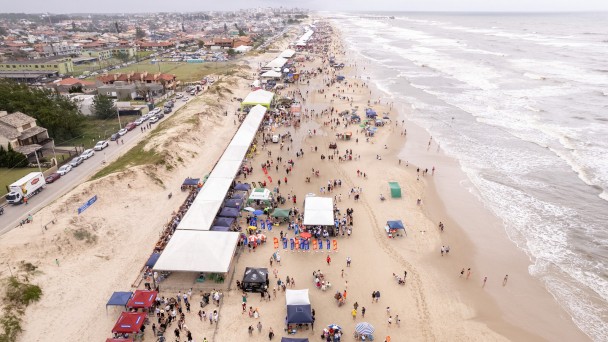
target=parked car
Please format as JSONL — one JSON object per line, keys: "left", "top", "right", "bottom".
{"left": 125, "top": 122, "right": 137, "bottom": 131}
{"left": 94, "top": 140, "right": 109, "bottom": 151}
{"left": 45, "top": 173, "right": 61, "bottom": 183}
{"left": 118, "top": 128, "right": 128, "bottom": 136}
{"left": 163, "top": 107, "right": 172, "bottom": 114}
{"left": 175, "top": 93, "right": 183, "bottom": 99}
{"left": 134, "top": 118, "right": 145, "bottom": 125}
{"left": 149, "top": 116, "right": 160, "bottom": 124}
{"left": 57, "top": 164, "right": 72, "bottom": 176}
{"left": 70, "top": 156, "right": 84, "bottom": 167}
{"left": 157, "top": 112, "right": 165, "bottom": 119}
{"left": 81, "top": 149, "right": 95, "bottom": 159}
{"left": 110, "top": 133, "right": 119, "bottom": 141}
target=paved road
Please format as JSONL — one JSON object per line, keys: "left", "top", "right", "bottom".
{"left": 0, "top": 92, "right": 193, "bottom": 235}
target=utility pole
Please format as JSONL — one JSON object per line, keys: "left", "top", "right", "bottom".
{"left": 33, "top": 151, "right": 42, "bottom": 173}
{"left": 116, "top": 103, "right": 122, "bottom": 129}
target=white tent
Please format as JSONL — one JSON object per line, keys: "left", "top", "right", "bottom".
{"left": 286, "top": 289, "right": 311, "bottom": 305}
{"left": 177, "top": 199, "right": 222, "bottom": 231}
{"left": 208, "top": 159, "right": 243, "bottom": 180}
{"left": 248, "top": 188, "right": 272, "bottom": 201}
{"left": 260, "top": 70, "right": 282, "bottom": 78}
{"left": 153, "top": 231, "right": 240, "bottom": 273}
{"left": 303, "top": 196, "right": 334, "bottom": 226}
{"left": 241, "top": 90, "right": 275, "bottom": 109}
{"left": 280, "top": 49, "right": 296, "bottom": 58}
{"left": 265, "top": 57, "right": 288, "bottom": 69}
{"left": 235, "top": 45, "right": 252, "bottom": 53}
{"left": 251, "top": 79, "right": 260, "bottom": 88}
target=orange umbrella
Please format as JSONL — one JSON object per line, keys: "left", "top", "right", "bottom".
{"left": 300, "top": 232, "right": 312, "bottom": 239}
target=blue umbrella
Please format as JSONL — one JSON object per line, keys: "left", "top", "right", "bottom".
{"left": 253, "top": 210, "right": 264, "bottom": 216}
{"left": 355, "top": 322, "right": 374, "bottom": 335}
{"left": 328, "top": 324, "right": 342, "bottom": 331}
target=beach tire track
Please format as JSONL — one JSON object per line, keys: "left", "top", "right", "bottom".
{"left": 325, "top": 153, "right": 435, "bottom": 341}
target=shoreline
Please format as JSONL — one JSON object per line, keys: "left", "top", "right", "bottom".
{"left": 338, "top": 26, "right": 589, "bottom": 340}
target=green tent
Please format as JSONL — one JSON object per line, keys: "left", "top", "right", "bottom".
{"left": 271, "top": 208, "right": 290, "bottom": 218}
{"left": 389, "top": 182, "right": 401, "bottom": 198}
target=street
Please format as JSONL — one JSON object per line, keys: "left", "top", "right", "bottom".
{"left": 0, "top": 92, "right": 192, "bottom": 235}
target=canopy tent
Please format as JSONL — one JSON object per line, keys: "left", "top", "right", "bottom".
{"left": 106, "top": 291, "right": 132, "bottom": 309}
{"left": 265, "top": 57, "right": 288, "bottom": 69}
{"left": 126, "top": 290, "right": 158, "bottom": 309}
{"left": 281, "top": 338, "right": 309, "bottom": 342}
{"left": 234, "top": 183, "right": 251, "bottom": 191}
{"left": 208, "top": 159, "right": 243, "bottom": 180}
{"left": 271, "top": 208, "right": 290, "bottom": 218}
{"left": 248, "top": 188, "right": 273, "bottom": 204}
{"left": 279, "top": 49, "right": 296, "bottom": 59}
{"left": 145, "top": 253, "right": 161, "bottom": 268}
{"left": 240, "top": 267, "right": 269, "bottom": 292}
{"left": 182, "top": 178, "right": 200, "bottom": 186}
{"left": 219, "top": 207, "right": 240, "bottom": 218}
{"left": 231, "top": 192, "right": 247, "bottom": 200}
{"left": 224, "top": 198, "right": 244, "bottom": 209}
{"left": 222, "top": 145, "right": 250, "bottom": 161}
{"left": 261, "top": 70, "right": 282, "bottom": 78}
{"left": 211, "top": 225, "right": 231, "bottom": 231}
{"left": 112, "top": 312, "right": 147, "bottom": 334}
{"left": 286, "top": 289, "right": 312, "bottom": 324}
{"left": 387, "top": 220, "right": 405, "bottom": 230}
{"left": 106, "top": 339, "right": 133, "bottom": 342}
{"left": 241, "top": 90, "right": 275, "bottom": 109}
{"left": 214, "top": 217, "right": 235, "bottom": 227}
{"left": 177, "top": 199, "right": 222, "bottom": 231}
{"left": 388, "top": 182, "right": 401, "bottom": 198}
{"left": 303, "top": 196, "right": 334, "bottom": 226}
{"left": 153, "top": 231, "right": 240, "bottom": 273}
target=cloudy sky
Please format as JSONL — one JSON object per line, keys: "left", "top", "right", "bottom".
{"left": 2, "top": 0, "right": 608, "bottom": 13}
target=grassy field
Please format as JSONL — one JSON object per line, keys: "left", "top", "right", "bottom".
{"left": 106, "top": 61, "right": 235, "bottom": 82}
{"left": 0, "top": 168, "right": 42, "bottom": 193}
{"left": 55, "top": 118, "right": 123, "bottom": 149}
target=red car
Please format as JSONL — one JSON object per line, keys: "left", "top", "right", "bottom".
{"left": 126, "top": 122, "right": 137, "bottom": 131}
{"left": 45, "top": 173, "right": 61, "bottom": 183}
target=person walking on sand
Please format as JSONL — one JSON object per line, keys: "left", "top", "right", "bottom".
{"left": 268, "top": 327, "right": 274, "bottom": 340}
{"left": 396, "top": 315, "right": 401, "bottom": 327}
{"left": 466, "top": 268, "right": 471, "bottom": 280}
{"left": 460, "top": 268, "right": 465, "bottom": 278}
{"left": 327, "top": 255, "right": 331, "bottom": 265}
{"left": 388, "top": 316, "right": 392, "bottom": 326}
{"left": 503, "top": 275, "right": 509, "bottom": 286}
{"left": 257, "top": 321, "right": 263, "bottom": 333}
{"left": 352, "top": 308, "right": 357, "bottom": 320}
{"left": 362, "top": 306, "right": 366, "bottom": 318}
{"left": 346, "top": 256, "right": 351, "bottom": 267}
{"left": 483, "top": 276, "right": 488, "bottom": 288}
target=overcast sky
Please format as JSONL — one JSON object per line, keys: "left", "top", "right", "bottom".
{"left": 2, "top": 0, "right": 608, "bottom": 14}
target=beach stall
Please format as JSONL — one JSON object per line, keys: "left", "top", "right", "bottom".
{"left": 271, "top": 208, "right": 291, "bottom": 222}
{"left": 239, "top": 267, "right": 269, "bottom": 292}
{"left": 286, "top": 289, "right": 313, "bottom": 331}
{"left": 181, "top": 177, "right": 200, "bottom": 191}
{"left": 388, "top": 182, "right": 401, "bottom": 198}
{"left": 248, "top": 188, "right": 273, "bottom": 206}
{"left": 106, "top": 338, "right": 133, "bottom": 342}
{"left": 126, "top": 290, "right": 158, "bottom": 310}
{"left": 261, "top": 70, "right": 283, "bottom": 79}
{"left": 385, "top": 220, "right": 406, "bottom": 238}
{"left": 280, "top": 49, "right": 296, "bottom": 59}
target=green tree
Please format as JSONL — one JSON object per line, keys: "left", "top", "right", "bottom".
{"left": 68, "top": 85, "right": 83, "bottom": 93}
{"left": 4, "top": 144, "right": 28, "bottom": 168}
{"left": 0, "top": 79, "right": 83, "bottom": 142}
{"left": 227, "top": 48, "right": 236, "bottom": 56}
{"left": 115, "top": 51, "right": 130, "bottom": 63}
{"left": 238, "top": 29, "right": 246, "bottom": 36}
{"left": 92, "top": 94, "right": 116, "bottom": 119}
{"left": 135, "top": 27, "right": 146, "bottom": 39}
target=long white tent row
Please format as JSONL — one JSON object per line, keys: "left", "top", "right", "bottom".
{"left": 296, "top": 29, "right": 314, "bottom": 46}
{"left": 279, "top": 49, "right": 296, "bottom": 59}
{"left": 153, "top": 230, "right": 240, "bottom": 273}
{"left": 265, "top": 57, "right": 288, "bottom": 69}
{"left": 303, "top": 196, "right": 334, "bottom": 226}
{"left": 176, "top": 104, "right": 267, "bottom": 232}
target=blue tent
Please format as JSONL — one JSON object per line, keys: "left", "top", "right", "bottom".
{"left": 387, "top": 220, "right": 405, "bottom": 229}
{"left": 182, "top": 178, "right": 200, "bottom": 186}
{"left": 366, "top": 108, "right": 377, "bottom": 118}
{"left": 224, "top": 199, "right": 243, "bottom": 209}
{"left": 281, "top": 338, "right": 309, "bottom": 342}
{"left": 145, "top": 253, "right": 161, "bottom": 267}
{"left": 211, "top": 225, "right": 231, "bottom": 231}
{"left": 234, "top": 183, "right": 251, "bottom": 191}
{"left": 214, "top": 217, "right": 235, "bottom": 227}
{"left": 287, "top": 304, "right": 313, "bottom": 324}
{"left": 231, "top": 192, "right": 246, "bottom": 200}
{"left": 106, "top": 291, "right": 133, "bottom": 309}
{"left": 219, "top": 207, "right": 240, "bottom": 218}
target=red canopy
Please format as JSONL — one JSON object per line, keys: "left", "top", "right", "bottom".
{"left": 126, "top": 290, "right": 157, "bottom": 309}
{"left": 106, "top": 339, "right": 133, "bottom": 342}
{"left": 111, "top": 312, "right": 146, "bottom": 334}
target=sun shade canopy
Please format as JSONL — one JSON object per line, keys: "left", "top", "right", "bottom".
{"left": 303, "top": 196, "right": 334, "bottom": 226}
{"left": 112, "top": 312, "right": 147, "bottom": 334}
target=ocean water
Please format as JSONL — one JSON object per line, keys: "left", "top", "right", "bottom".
{"left": 331, "top": 12, "right": 608, "bottom": 341}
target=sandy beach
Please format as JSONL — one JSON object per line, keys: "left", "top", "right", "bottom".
{"left": 0, "top": 18, "right": 590, "bottom": 342}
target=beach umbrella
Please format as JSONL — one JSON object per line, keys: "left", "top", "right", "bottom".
{"left": 248, "top": 226, "right": 257, "bottom": 231}
{"left": 355, "top": 322, "right": 374, "bottom": 335}
{"left": 328, "top": 324, "right": 342, "bottom": 331}
{"left": 244, "top": 207, "right": 256, "bottom": 212}
{"left": 300, "top": 232, "right": 312, "bottom": 239}
{"left": 253, "top": 209, "right": 264, "bottom": 216}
